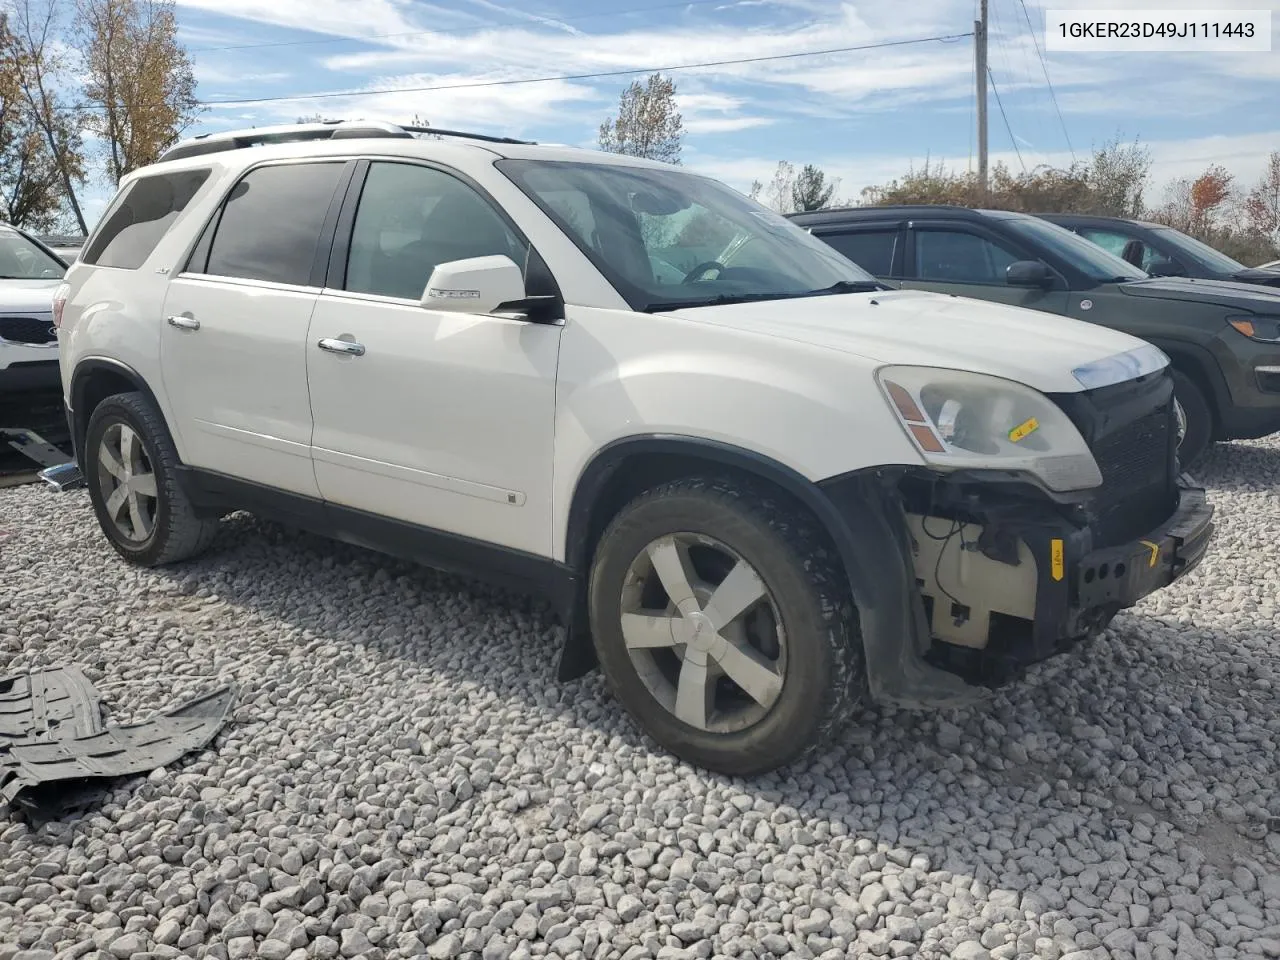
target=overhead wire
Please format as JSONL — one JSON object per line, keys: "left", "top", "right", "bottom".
{"left": 987, "top": 66, "right": 1026, "bottom": 173}
{"left": 70, "top": 31, "right": 976, "bottom": 111}
{"left": 1017, "top": 0, "right": 1075, "bottom": 163}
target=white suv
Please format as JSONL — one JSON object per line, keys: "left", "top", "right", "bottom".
{"left": 54, "top": 120, "right": 1214, "bottom": 774}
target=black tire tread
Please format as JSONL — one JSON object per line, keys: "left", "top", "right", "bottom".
{"left": 1171, "top": 368, "right": 1213, "bottom": 468}
{"left": 589, "top": 474, "right": 864, "bottom": 776}
{"left": 86, "top": 392, "right": 220, "bottom": 566}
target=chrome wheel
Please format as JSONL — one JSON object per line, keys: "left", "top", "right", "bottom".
{"left": 95, "top": 423, "right": 158, "bottom": 542}
{"left": 1174, "top": 398, "right": 1187, "bottom": 445}
{"left": 619, "top": 533, "right": 785, "bottom": 733}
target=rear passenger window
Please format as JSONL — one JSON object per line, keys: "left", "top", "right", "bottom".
{"left": 204, "top": 162, "right": 345, "bottom": 286}
{"left": 81, "top": 169, "right": 211, "bottom": 269}
{"left": 820, "top": 229, "right": 898, "bottom": 275}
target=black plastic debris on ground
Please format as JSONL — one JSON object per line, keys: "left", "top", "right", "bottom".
{"left": 0, "top": 665, "right": 236, "bottom": 816}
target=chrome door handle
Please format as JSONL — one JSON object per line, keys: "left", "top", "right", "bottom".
{"left": 317, "top": 337, "right": 366, "bottom": 357}
{"left": 166, "top": 315, "right": 200, "bottom": 331}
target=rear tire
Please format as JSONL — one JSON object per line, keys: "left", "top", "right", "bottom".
{"left": 1171, "top": 369, "right": 1212, "bottom": 467}
{"left": 587, "top": 475, "right": 864, "bottom": 776}
{"left": 84, "top": 392, "right": 220, "bottom": 566}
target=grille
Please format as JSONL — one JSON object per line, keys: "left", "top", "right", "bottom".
{"left": 1089, "top": 402, "right": 1175, "bottom": 546}
{"left": 0, "top": 316, "right": 57, "bottom": 345}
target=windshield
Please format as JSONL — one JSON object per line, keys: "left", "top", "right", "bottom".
{"left": 1005, "top": 217, "right": 1148, "bottom": 283}
{"left": 0, "top": 225, "right": 66, "bottom": 280}
{"left": 497, "top": 159, "right": 877, "bottom": 311}
{"left": 1151, "top": 226, "right": 1245, "bottom": 274}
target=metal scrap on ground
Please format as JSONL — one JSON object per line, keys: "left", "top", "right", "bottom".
{"left": 0, "top": 665, "right": 236, "bottom": 814}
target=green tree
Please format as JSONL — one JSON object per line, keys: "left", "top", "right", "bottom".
{"left": 791, "top": 164, "right": 838, "bottom": 212}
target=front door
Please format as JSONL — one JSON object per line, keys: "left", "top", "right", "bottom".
{"left": 902, "top": 222, "right": 1071, "bottom": 317}
{"left": 306, "top": 159, "right": 562, "bottom": 556}
{"left": 160, "top": 160, "right": 352, "bottom": 497}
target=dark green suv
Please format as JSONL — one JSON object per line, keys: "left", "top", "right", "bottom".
{"left": 790, "top": 205, "right": 1280, "bottom": 464}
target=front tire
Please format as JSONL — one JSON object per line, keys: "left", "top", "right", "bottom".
{"left": 1171, "top": 369, "right": 1212, "bottom": 467}
{"left": 84, "top": 392, "right": 220, "bottom": 566}
{"left": 587, "top": 476, "right": 864, "bottom": 776}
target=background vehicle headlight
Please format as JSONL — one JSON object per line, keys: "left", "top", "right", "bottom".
{"left": 877, "top": 366, "right": 1103, "bottom": 492}
{"left": 1228, "top": 315, "right": 1280, "bottom": 343}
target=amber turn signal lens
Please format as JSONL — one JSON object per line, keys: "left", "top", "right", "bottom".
{"left": 908, "top": 423, "right": 946, "bottom": 453}
{"left": 884, "top": 381, "right": 926, "bottom": 423}
{"left": 1230, "top": 318, "right": 1256, "bottom": 338}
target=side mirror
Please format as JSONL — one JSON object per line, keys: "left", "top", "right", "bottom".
{"left": 1147, "top": 257, "right": 1186, "bottom": 278}
{"left": 1006, "top": 260, "right": 1054, "bottom": 288}
{"left": 422, "top": 255, "right": 563, "bottom": 322}
{"left": 422, "top": 255, "right": 526, "bottom": 314}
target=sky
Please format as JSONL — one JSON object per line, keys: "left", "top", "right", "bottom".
{"left": 88, "top": 0, "right": 1280, "bottom": 220}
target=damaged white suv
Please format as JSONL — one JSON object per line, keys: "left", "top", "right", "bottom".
{"left": 54, "top": 121, "right": 1213, "bottom": 775}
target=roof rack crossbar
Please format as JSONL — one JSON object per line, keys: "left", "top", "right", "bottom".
{"left": 157, "top": 120, "right": 535, "bottom": 163}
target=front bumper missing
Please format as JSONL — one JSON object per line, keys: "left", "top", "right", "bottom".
{"left": 911, "top": 480, "right": 1213, "bottom": 684}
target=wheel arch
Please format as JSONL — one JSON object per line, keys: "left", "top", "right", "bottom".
{"left": 69, "top": 358, "right": 170, "bottom": 468}
{"left": 557, "top": 434, "right": 860, "bottom": 680}
{"left": 1147, "top": 340, "right": 1226, "bottom": 433}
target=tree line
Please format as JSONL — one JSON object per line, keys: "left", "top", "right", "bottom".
{"left": 1, "top": 0, "right": 198, "bottom": 233}
{"left": 596, "top": 73, "right": 1280, "bottom": 266}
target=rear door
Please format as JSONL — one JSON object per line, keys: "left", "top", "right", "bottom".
{"left": 902, "top": 219, "right": 1071, "bottom": 316}
{"left": 160, "top": 159, "right": 353, "bottom": 497}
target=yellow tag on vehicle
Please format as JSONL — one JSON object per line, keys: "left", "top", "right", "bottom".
{"left": 1009, "top": 417, "right": 1039, "bottom": 442}
{"left": 1050, "top": 539, "right": 1064, "bottom": 581}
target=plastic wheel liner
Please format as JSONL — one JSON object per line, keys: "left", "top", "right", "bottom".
{"left": 0, "top": 665, "right": 237, "bottom": 812}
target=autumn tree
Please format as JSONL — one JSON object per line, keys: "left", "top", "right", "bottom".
{"left": 1, "top": 0, "right": 89, "bottom": 232}
{"left": 1086, "top": 135, "right": 1150, "bottom": 218}
{"left": 76, "top": 0, "right": 200, "bottom": 184}
{"left": 598, "top": 73, "right": 683, "bottom": 164}
{"left": 1244, "top": 151, "right": 1280, "bottom": 241}
{"left": 1, "top": 12, "right": 61, "bottom": 226}
{"left": 792, "top": 164, "right": 839, "bottom": 212}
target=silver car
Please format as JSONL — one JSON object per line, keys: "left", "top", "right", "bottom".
{"left": 0, "top": 224, "right": 67, "bottom": 395}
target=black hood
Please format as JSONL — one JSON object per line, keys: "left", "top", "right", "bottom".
{"left": 1231, "top": 267, "right": 1280, "bottom": 288}
{"left": 1116, "top": 276, "right": 1280, "bottom": 310}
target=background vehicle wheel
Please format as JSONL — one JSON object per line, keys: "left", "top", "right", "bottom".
{"left": 84, "top": 392, "right": 220, "bottom": 566}
{"left": 1170, "top": 369, "right": 1212, "bottom": 467}
{"left": 587, "top": 475, "right": 864, "bottom": 776}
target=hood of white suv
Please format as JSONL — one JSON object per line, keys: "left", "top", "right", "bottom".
{"left": 663, "top": 288, "right": 1154, "bottom": 395}
{"left": 0, "top": 278, "right": 60, "bottom": 313}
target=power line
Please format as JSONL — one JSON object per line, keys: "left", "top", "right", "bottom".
{"left": 179, "top": 32, "right": 975, "bottom": 109}
{"left": 188, "top": 0, "right": 740, "bottom": 54}
{"left": 987, "top": 66, "right": 1025, "bottom": 173}
{"left": 1017, "top": 0, "right": 1074, "bottom": 162}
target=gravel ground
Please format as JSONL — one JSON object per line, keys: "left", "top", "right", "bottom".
{"left": 1, "top": 439, "right": 1279, "bottom": 960}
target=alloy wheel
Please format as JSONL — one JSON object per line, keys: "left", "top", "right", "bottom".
{"left": 619, "top": 533, "right": 786, "bottom": 733}
{"left": 1174, "top": 398, "right": 1188, "bottom": 446}
{"left": 95, "top": 422, "right": 159, "bottom": 542}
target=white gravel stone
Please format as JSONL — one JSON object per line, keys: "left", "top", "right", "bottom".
{"left": 1, "top": 441, "right": 1278, "bottom": 958}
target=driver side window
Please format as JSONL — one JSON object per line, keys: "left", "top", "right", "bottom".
{"left": 914, "top": 229, "right": 1019, "bottom": 283}
{"left": 345, "top": 162, "right": 527, "bottom": 301}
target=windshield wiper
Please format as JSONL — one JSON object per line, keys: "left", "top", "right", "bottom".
{"left": 643, "top": 280, "right": 888, "bottom": 313}
{"left": 801, "top": 279, "right": 889, "bottom": 295}
{"left": 643, "top": 292, "right": 798, "bottom": 313}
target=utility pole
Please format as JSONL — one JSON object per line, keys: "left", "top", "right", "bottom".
{"left": 975, "top": 0, "right": 989, "bottom": 201}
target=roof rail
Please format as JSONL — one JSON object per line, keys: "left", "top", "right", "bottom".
{"left": 400, "top": 125, "right": 535, "bottom": 145}
{"left": 158, "top": 120, "right": 535, "bottom": 163}
{"left": 158, "top": 120, "right": 412, "bottom": 163}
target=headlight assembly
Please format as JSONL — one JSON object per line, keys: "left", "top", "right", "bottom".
{"left": 877, "top": 365, "right": 1103, "bottom": 492}
{"left": 1228, "top": 315, "right": 1280, "bottom": 343}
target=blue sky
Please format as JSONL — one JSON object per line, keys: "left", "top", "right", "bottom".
{"left": 108, "top": 0, "right": 1280, "bottom": 216}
